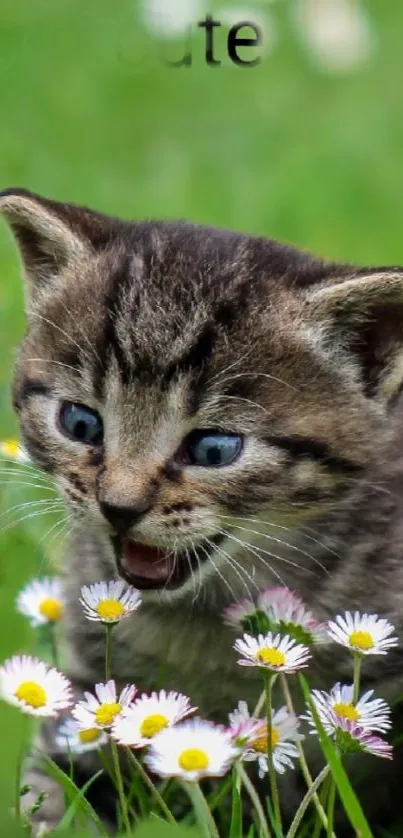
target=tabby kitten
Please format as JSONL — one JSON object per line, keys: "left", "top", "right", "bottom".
{"left": 1, "top": 187, "right": 403, "bottom": 834}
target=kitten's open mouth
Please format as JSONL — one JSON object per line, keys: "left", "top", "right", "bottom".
{"left": 113, "top": 534, "right": 225, "bottom": 591}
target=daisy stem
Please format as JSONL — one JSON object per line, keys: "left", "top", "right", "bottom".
{"left": 125, "top": 748, "right": 176, "bottom": 825}
{"left": 105, "top": 624, "right": 113, "bottom": 681}
{"left": 265, "top": 672, "right": 283, "bottom": 835}
{"left": 353, "top": 654, "right": 362, "bottom": 704}
{"left": 236, "top": 762, "right": 272, "bottom": 838}
{"left": 326, "top": 778, "right": 336, "bottom": 838}
{"left": 286, "top": 765, "right": 330, "bottom": 838}
{"left": 280, "top": 674, "right": 333, "bottom": 836}
{"left": 110, "top": 739, "right": 131, "bottom": 835}
{"left": 183, "top": 781, "right": 220, "bottom": 838}
{"left": 15, "top": 714, "right": 29, "bottom": 822}
{"left": 48, "top": 624, "right": 59, "bottom": 669}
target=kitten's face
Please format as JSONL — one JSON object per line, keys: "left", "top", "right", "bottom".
{"left": 3, "top": 190, "right": 403, "bottom": 600}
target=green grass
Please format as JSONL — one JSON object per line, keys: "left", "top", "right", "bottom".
{"left": 1, "top": 0, "right": 403, "bottom": 827}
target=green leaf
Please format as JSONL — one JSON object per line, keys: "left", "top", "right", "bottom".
{"left": 39, "top": 753, "right": 107, "bottom": 835}
{"left": 56, "top": 769, "right": 104, "bottom": 831}
{"left": 299, "top": 674, "right": 372, "bottom": 838}
{"left": 229, "top": 774, "right": 243, "bottom": 838}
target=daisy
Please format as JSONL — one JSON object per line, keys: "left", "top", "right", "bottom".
{"left": 257, "top": 587, "right": 327, "bottom": 644}
{"left": 223, "top": 599, "right": 270, "bottom": 635}
{"left": 234, "top": 632, "right": 311, "bottom": 672}
{"left": 0, "top": 655, "right": 72, "bottom": 717}
{"left": 332, "top": 716, "right": 393, "bottom": 760}
{"left": 227, "top": 700, "right": 266, "bottom": 749}
{"left": 243, "top": 706, "right": 303, "bottom": 777}
{"left": 327, "top": 612, "right": 398, "bottom": 656}
{"left": 80, "top": 580, "right": 141, "bottom": 624}
{"left": 56, "top": 718, "right": 108, "bottom": 754}
{"left": 72, "top": 680, "right": 136, "bottom": 730}
{"left": 304, "top": 683, "right": 391, "bottom": 735}
{"left": 16, "top": 577, "right": 64, "bottom": 626}
{"left": 0, "top": 439, "right": 30, "bottom": 463}
{"left": 112, "top": 690, "right": 196, "bottom": 747}
{"left": 146, "top": 719, "right": 239, "bottom": 782}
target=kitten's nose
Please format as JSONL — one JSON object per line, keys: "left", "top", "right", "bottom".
{"left": 100, "top": 500, "right": 151, "bottom": 533}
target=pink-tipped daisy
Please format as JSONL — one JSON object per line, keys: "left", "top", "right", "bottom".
{"left": 227, "top": 701, "right": 266, "bottom": 749}
{"left": 72, "top": 680, "right": 136, "bottom": 730}
{"left": 146, "top": 719, "right": 239, "bottom": 782}
{"left": 234, "top": 632, "right": 311, "bottom": 672}
{"left": 327, "top": 612, "right": 398, "bottom": 656}
{"left": 304, "top": 683, "right": 391, "bottom": 735}
{"left": 16, "top": 577, "right": 64, "bottom": 626}
{"left": 243, "top": 706, "right": 303, "bottom": 777}
{"left": 0, "top": 655, "right": 72, "bottom": 717}
{"left": 332, "top": 716, "right": 393, "bottom": 760}
{"left": 112, "top": 690, "right": 196, "bottom": 747}
{"left": 257, "top": 587, "right": 327, "bottom": 644}
{"left": 80, "top": 580, "right": 141, "bottom": 624}
{"left": 223, "top": 599, "right": 264, "bottom": 632}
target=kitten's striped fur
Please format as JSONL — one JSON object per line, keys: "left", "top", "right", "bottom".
{"left": 2, "top": 188, "right": 403, "bottom": 834}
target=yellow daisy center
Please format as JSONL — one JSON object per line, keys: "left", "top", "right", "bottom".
{"left": 96, "top": 599, "right": 125, "bottom": 621}
{"left": 95, "top": 702, "right": 122, "bottom": 726}
{"left": 348, "top": 630, "right": 374, "bottom": 651}
{"left": 78, "top": 728, "right": 103, "bottom": 744}
{"left": 178, "top": 748, "right": 209, "bottom": 771}
{"left": 1, "top": 440, "right": 20, "bottom": 458}
{"left": 333, "top": 702, "right": 360, "bottom": 722}
{"left": 39, "top": 597, "right": 63, "bottom": 622}
{"left": 15, "top": 681, "right": 46, "bottom": 708}
{"left": 253, "top": 725, "right": 280, "bottom": 753}
{"left": 256, "top": 647, "right": 286, "bottom": 668}
{"left": 139, "top": 713, "right": 169, "bottom": 739}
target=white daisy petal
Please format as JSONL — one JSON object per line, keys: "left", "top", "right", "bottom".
{"left": 327, "top": 612, "right": 398, "bottom": 656}
{"left": 72, "top": 680, "right": 137, "bottom": 730}
{"left": 332, "top": 716, "right": 393, "bottom": 760}
{"left": 56, "top": 718, "right": 108, "bottom": 754}
{"left": 16, "top": 577, "right": 64, "bottom": 627}
{"left": 112, "top": 689, "right": 196, "bottom": 747}
{"left": 0, "top": 655, "right": 72, "bottom": 718}
{"left": 242, "top": 705, "right": 303, "bottom": 776}
{"left": 146, "top": 719, "right": 239, "bottom": 781}
{"left": 304, "top": 682, "right": 391, "bottom": 735}
{"left": 80, "top": 580, "right": 141, "bottom": 624}
{"left": 227, "top": 700, "right": 266, "bottom": 748}
{"left": 234, "top": 631, "right": 311, "bottom": 672}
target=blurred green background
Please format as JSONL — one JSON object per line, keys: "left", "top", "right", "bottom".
{"left": 0, "top": 0, "right": 403, "bottom": 820}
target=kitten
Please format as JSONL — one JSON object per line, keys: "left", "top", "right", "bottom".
{"left": 1, "top": 187, "right": 403, "bottom": 834}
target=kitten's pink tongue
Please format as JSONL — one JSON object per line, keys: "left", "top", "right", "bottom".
{"left": 122, "top": 540, "right": 172, "bottom": 582}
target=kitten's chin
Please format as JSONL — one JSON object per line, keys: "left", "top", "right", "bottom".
{"left": 113, "top": 535, "right": 224, "bottom": 592}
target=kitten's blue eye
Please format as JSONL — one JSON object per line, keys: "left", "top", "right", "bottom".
{"left": 185, "top": 431, "right": 243, "bottom": 467}
{"left": 59, "top": 402, "right": 103, "bottom": 446}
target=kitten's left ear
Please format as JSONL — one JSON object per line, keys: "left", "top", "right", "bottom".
{"left": 0, "top": 188, "right": 96, "bottom": 302}
{"left": 306, "top": 269, "right": 403, "bottom": 400}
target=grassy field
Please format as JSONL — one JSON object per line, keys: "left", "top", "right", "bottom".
{"left": 1, "top": 0, "right": 403, "bottom": 824}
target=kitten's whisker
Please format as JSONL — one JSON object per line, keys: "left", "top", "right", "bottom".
{"left": 217, "top": 528, "right": 301, "bottom": 586}
{"left": 223, "top": 522, "right": 330, "bottom": 577}
{"left": 213, "top": 370, "right": 298, "bottom": 393}
{"left": 0, "top": 480, "right": 57, "bottom": 493}
{"left": 0, "top": 504, "right": 66, "bottom": 535}
{"left": 25, "top": 358, "right": 84, "bottom": 376}
{"left": 56, "top": 297, "right": 102, "bottom": 365}
{"left": 220, "top": 514, "right": 339, "bottom": 559}
{"left": 205, "top": 394, "right": 270, "bottom": 417}
{"left": 206, "top": 345, "right": 256, "bottom": 387}
{"left": 0, "top": 497, "right": 62, "bottom": 523}
{"left": 205, "top": 537, "right": 257, "bottom": 600}
{"left": 198, "top": 543, "right": 238, "bottom": 602}
{"left": 29, "top": 312, "right": 94, "bottom": 367}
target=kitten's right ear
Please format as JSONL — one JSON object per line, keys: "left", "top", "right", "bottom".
{"left": 0, "top": 188, "right": 93, "bottom": 302}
